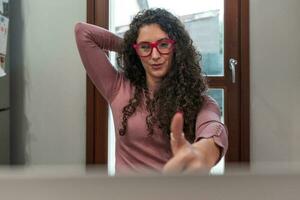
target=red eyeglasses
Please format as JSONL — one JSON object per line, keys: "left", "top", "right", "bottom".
{"left": 133, "top": 38, "right": 175, "bottom": 57}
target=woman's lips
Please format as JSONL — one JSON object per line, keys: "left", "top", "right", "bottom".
{"left": 151, "top": 63, "right": 163, "bottom": 69}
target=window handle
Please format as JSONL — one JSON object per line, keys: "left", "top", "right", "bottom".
{"left": 229, "top": 58, "right": 238, "bottom": 83}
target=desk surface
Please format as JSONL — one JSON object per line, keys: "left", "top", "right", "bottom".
{"left": 0, "top": 164, "right": 300, "bottom": 200}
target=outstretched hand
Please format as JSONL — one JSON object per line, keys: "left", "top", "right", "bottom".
{"left": 162, "top": 112, "right": 211, "bottom": 174}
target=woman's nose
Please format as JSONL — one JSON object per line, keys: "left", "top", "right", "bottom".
{"left": 151, "top": 47, "right": 161, "bottom": 59}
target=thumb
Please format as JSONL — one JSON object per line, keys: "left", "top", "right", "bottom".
{"left": 170, "top": 111, "right": 188, "bottom": 154}
{"left": 170, "top": 111, "right": 184, "bottom": 139}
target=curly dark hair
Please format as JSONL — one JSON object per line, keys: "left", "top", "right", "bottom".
{"left": 117, "top": 8, "right": 207, "bottom": 143}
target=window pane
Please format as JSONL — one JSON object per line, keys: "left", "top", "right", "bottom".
{"left": 207, "top": 88, "right": 224, "bottom": 123}
{"left": 184, "top": 10, "right": 224, "bottom": 76}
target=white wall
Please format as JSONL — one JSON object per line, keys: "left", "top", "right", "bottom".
{"left": 250, "top": 0, "right": 300, "bottom": 164}
{"left": 9, "top": 0, "right": 86, "bottom": 165}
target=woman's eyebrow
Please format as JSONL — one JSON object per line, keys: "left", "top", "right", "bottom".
{"left": 157, "top": 37, "right": 170, "bottom": 42}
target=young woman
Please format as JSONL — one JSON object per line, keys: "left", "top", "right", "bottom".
{"left": 75, "top": 8, "right": 228, "bottom": 174}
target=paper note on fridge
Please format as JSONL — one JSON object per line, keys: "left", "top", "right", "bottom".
{"left": 0, "top": 2, "right": 3, "bottom": 14}
{"left": 0, "top": 14, "right": 9, "bottom": 55}
{"left": 0, "top": 66, "right": 6, "bottom": 77}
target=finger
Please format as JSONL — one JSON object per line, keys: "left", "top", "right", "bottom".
{"left": 170, "top": 112, "right": 189, "bottom": 154}
{"left": 170, "top": 111, "right": 184, "bottom": 141}
{"left": 170, "top": 132, "right": 186, "bottom": 155}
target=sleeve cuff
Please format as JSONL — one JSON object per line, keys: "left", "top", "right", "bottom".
{"left": 194, "top": 121, "right": 228, "bottom": 159}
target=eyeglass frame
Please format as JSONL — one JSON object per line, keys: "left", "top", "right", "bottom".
{"left": 132, "top": 38, "right": 176, "bottom": 57}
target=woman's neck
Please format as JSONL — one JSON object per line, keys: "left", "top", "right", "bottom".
{"left": 146, "top": 77, "right": 161, "bottom": 97}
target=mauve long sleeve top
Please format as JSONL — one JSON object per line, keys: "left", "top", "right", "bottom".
{"left": 75, "top": 22, "right": 228, "bottom": 173}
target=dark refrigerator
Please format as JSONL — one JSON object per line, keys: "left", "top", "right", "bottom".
{"left": 0, "top": 67, "right": 9, "bottom": 164}
{"left": 0, "top": 0, "right": 9, "bottom": 164}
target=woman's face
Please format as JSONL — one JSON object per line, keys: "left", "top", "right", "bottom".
{"left": 135, "top": 24, "right": 174, "bottom": 85}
